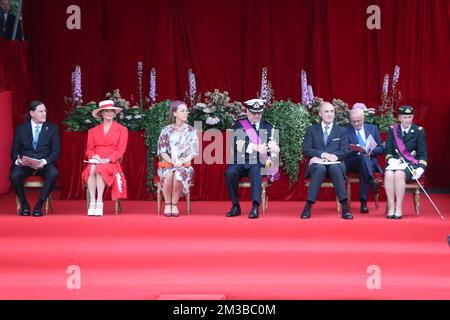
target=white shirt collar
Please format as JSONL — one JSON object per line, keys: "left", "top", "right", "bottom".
{"left": 31, "top": 120, "right": 42, "bottom": 130}
{"left": 321, "top": 122, "right": 333, "bottom": 132}
{"left": 401, "top": 125, "right": 411, "bottom": 134}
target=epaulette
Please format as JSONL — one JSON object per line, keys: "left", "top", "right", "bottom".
{"left": 236, "top": 114, "right": 247, "bottom": 120}
{"left": 418, "top": 126, "right": 423, "bottom": 130}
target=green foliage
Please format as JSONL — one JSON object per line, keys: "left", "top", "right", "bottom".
{"left": 63, "top": 102, "right": 100, "bottom": 132}
{"left": 372, "top": 109, "right": 396, "bottom": 133}
{"left": 142, "top": 100, "right": 171, "bottom": 192}
{"left": 263, "top": 100, "right": 310, "bottom": 185}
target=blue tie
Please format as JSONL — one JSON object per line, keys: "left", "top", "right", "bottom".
{"left": 357, "top": 129, "right": 365, "bottom": 148}
{"left": 323, "top": 126, "right": 329, "bottom": 144}
{"left": 33, "top": 125, "right": 41, "bottom": 150}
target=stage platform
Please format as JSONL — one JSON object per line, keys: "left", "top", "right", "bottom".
{"left": 0, "top": 192, "right": 449, "bottom": 300}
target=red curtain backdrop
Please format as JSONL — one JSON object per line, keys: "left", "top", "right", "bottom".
{"left": 13, "top": 0, "right": 450, "bottom": 189}
{"left": 0, "top": 91, "right": 13, "bottom": 194}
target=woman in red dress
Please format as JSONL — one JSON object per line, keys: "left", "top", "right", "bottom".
{"left": 81, "top": 100, "right": 128, "bottom": 216}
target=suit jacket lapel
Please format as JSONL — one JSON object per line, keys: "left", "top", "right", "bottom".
{"left": 326, "top": 124, "right": 338, "bottom": 145}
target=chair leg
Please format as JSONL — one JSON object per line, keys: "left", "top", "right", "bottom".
{"left": 346, "top": 181, "right": 351, "bottom": 210}
{"left": 414, "top": 188, "right": 420, "bottom": 216}
{"left": 45, "top": 198, "right": 49, "bottom": 216}
{"left": 374, "top": 192, "right": 379, "bottom": 210}
{"left": 16, "top": 195, "right": 20, "bottom": 215}
{"left": 187, "top": 190, "right": 190, "bottom": 216}
{"left": 118, "top": 199, "right": 122, "bottom": 213}
{"left": 336, "top": 196, "right": 341, "bottom": 215}
{"left": 115, "top": 200, "right": 119, "bottom": 215}
{"left": 86, "top": 187, "right": 90, "bottom": 211}
{"left": 157, "top": 184, "right": 161, "bottom": 215}
{"left": 48, "top": 194, "right": 54, "bottom": 213}
{"left": 261, "top": 186, "right": 266, "bottom": 216}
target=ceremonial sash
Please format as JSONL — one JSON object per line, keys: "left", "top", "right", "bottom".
{"left": 240, "top": 119, "right": 261, "bottom": 145}
{"left": 239, "top": 119, "right": 280, "bottom": 182}
{"left": 393, "top": 124, "right": 419, "bottom": 165}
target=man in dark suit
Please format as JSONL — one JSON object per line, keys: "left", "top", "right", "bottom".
{"left": 301, "top": 101, "right": 353, "bottom": 219}
{"left": 225, "top": 99, "right": 279, "bottom": 219}
{"left": 345, "top": 107, "right": 384, "bottom": 213}
{"left": 0, "top": 0, "right": 23, "bottom": 40}
{"left": 10, "top": 101, "right": 60, "bottom": 216}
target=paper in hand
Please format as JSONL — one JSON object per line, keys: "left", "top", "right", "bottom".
{"left": 21, "top": 156, "right": 42, "bottom": 170}
{"left": 365, "top": 134, "right": 378, "bottom": 153}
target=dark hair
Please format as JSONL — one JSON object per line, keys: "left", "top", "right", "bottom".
{"left": 26, "top": 100, "right": 45, "bottom": 120}
{"left": 29, "top": 100, "right": 44, "bottom": 112}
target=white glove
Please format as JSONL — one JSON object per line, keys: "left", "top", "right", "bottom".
{"left": 411, "top": 167, "right": 424, "bottom": 180}
{"left": 388, "top": 158, "right": 400, "bottom": 166}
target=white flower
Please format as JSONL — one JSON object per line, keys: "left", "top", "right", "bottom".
{"left": 206, "top": 116, "right": 220, "bottom": 125}
{"left": 195, "top": 102, "right": 207, "bottom": 109}
{"left": 203, "top": 108, "right": 212, "bottom": 114}
{"left": 134, "top": 115, "right": 142, "bottom": 119}
{"left": 125, "top": 115, "right": 133, "bottom": 120}
{"left": 132, "top": 105, "right": 139, "bottom": 109}
{"left": 85, "top": 119, "right": 92, "bottom": 124}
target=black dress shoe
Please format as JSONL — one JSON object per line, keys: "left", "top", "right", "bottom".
{"left": 301, "top": 207, "right": 311, "bottom": 219}
{"left": 360, "top": 201, "right": 369, "bottom": 213}
{"left": 248, "top": 207, "right": 259, "bottom": 219}
{"left": 226, "top": 206, "right": 241, "bottom": 217}
{"left": 32, "top": 207, "right": 43, "bottom": 217}
{"left": 20, "top": 203, "right": 30, "bottom": 216}
{"left": 342, "top": 211, "right": 353, "bottom": 219}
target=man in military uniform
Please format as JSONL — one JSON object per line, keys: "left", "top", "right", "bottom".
{"left": 225, "top": 99, "right": 279, "bottom": 219}
{"left": 384, "top": 105, "right": 427, "bottom": 219}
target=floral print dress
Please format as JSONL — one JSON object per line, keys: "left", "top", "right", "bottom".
{"left": 157, "top": 124, "right": 199, "bottom": 194}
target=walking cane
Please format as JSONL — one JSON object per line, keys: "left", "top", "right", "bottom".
{"left": 395, "top": 149, "right": 445, "bottom": 220}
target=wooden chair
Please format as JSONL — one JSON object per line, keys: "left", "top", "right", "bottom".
{"left": 404, "top": 178, "right": 423, "bottom": 216}
{"left": 304, "top": 178, "right": 342, "bottom": 214}
{"left": 154, "top": 176, "right": 192, "bottom": 216}
{"left": 238, "top": 176, "right": 270, "bottom": 216}
{"left": 85, "top": 158, "right": 123, "bottom": 215}
{"left": 86, "top": 188, "right": 122, "bottom": 215}
{"left": 346, "top": 171, "right": 383, "bottom": 210}
{"left": 16, "top": 176, "right": 54, "bottom": 215}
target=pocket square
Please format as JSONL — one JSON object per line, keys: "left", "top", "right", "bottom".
{"left": 332, "top": 138, "right": 341, "bottom": 141}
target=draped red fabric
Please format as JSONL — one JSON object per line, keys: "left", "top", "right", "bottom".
{"left": 13, "top": 0, "right": 450, "bottom": 192}
{"left": 0, "top": 91, "right": 13, "bottom": 194}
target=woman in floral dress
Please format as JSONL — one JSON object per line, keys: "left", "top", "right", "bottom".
{"left": 157, "top": 101, "right": 199, "bottom": 217}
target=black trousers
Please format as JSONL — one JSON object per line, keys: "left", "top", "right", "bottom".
{"left": 9, "top": 164, "right": 59, "bottom": 204}
{"left": 307, "top": 163, "right": 347, "bottom": 203}
{"left": 225, "top": 164, "right": 262, "bottom": 207}
{"left": 346, "top": 155, "right": 373, "bottom": 202}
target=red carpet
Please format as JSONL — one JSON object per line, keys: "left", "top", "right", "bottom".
{"left": 0, "top": 192, "right": 449, "bottom": 300}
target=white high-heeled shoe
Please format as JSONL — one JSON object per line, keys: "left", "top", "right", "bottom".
{"left": 95, "top": 203, "right": 104, "bottom": 216}
{"left": 88, "top": 202, "right": 96, "bottom": 216}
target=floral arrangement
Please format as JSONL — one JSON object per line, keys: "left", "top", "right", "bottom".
{"left": 63, "top": 101, "right": 100, "bottom": 132}
{"left": 142, "top": 100, "right": 171, "bottom": 192}
{"left": 374, "top": 66, "right": 401, "bottom": 132}
{"left": 187, "top": 89, "right": 244, "bottom": 131}
{"left": 308, "top": 97, "right": 350, "bottom": 127}
{"left": 106, "top": 89, "right": 146, "bottom": 131}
